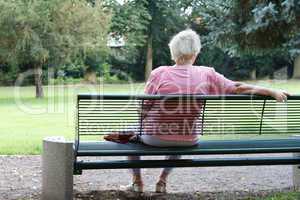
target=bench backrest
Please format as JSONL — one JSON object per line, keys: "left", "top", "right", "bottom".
{"left": 76, "top": 94, "right": 300, "bottom": 146}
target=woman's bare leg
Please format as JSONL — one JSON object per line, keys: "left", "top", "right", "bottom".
{"left": 159, "top": 155, "right": 181, "bottom": 182}
{"left": 127, "top": 156, "right": 142, "bottom": 183}
{"left": 155, "top": 155, "right": 181, "bottom": 193}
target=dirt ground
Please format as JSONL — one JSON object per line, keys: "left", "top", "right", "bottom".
{"left": 0, "top": 155, "right": 298, "bottom": 200}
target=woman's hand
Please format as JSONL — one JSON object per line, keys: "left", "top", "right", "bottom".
{"left": 270, "top": 90, "right": 290, "bottom": 103}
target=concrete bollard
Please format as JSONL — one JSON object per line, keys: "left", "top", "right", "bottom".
{"left": 293, "top": 152, "right": 300, "bottom": 190}
{"left": 293, "top": 135, "right": 300, "bottom": 190}
{"left": 42, "top": 136, "right": 74, "bottom": 200}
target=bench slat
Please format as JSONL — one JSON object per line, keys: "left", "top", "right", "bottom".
{"left": 75, "top": 156, "right": 300, "bottom": 170}
{"left": 77, "top": 138, "right": 300, "bottom": 156}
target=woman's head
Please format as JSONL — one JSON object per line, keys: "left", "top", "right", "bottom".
{"left": 169, "top": 29, "right": 201, "bottom": 65}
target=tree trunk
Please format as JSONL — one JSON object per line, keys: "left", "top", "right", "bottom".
{"left": 34, "top": 64, "right": 44, "bottom": 98}
{"left": 293, "top": 55, "right": 300, "bottom": 79}
{"left": 250, "top": 68, "right": 256, "bottom": 80}
{"left": 145, "top": 35, "right": 153, "bottom": 81}
{"left": 84, "top": 70, "right": 97, "bottom": 84}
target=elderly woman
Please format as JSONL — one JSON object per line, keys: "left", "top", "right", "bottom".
{"left": 126, "top": 29, "right": 288, "bottom": 193}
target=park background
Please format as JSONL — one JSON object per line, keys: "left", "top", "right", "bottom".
{"left": 0, "top": 0, "right": 300, "bottom": 154}
{"left": 0, "top": 0, "right": 299, "bottom": 155}
{"left": 0, "top": 0, "right": 300, "bottom": 199}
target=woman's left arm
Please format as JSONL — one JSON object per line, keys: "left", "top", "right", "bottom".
{"left": 234, "top": 82, "right": 290, "bottom": 102}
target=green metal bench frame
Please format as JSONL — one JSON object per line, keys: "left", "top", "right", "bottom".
{"left": 74, "top": 94, "right": 300, "bottom": 175}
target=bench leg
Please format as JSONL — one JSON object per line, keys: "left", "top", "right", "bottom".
{"left": 293, "top": 152, "right": 300, "bottom": 190}
{"left": 42, "top": 137, "right": 74, "bottom": 200}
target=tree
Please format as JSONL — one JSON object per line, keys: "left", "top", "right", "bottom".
{"left": 144, "top": 0, "right": 190, "bottom": 80}
{"left": 106, "top": 0, "right": 192, "bottom": 80}
{"left": 104, "top": 0, "right": 151, "bottom": 80}
{"left": 0, "top": 0, "right": 110, "bottom": 97}
{"left": 192, "top": 0, "right": 299, "bottom": 78}
{"left": 193, "top": 0, "right": 299, "bottom": 54}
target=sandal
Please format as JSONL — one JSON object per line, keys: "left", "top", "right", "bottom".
{"left": 155, "top": 180, "right": 167, "bottom": 193}
{"left": 121, "top": 181, "right": 143, "bottom": 193}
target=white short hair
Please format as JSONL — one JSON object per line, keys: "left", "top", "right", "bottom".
{"left": 168, "top": 29, "right": 201, "bottom": 62}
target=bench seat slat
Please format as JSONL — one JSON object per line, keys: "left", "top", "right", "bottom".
{"left": 75, "top": 156, "right": 300, "bottom": 170}
{"left": 77, "top": 138, "right": 300, "bottom": 156}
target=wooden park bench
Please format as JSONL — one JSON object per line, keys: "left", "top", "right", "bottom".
{"left": 42, "top": 94, "right": 300, "bottom": 200}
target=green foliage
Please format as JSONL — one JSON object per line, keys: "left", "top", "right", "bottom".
{"left": 148, "top": 0, "right": 191, "bottom": 66}
{"left": 195, "top": 0, "right": 300, "bottom": 59}
{"left": 104, "top": 0, "right": 196, "bottom": 80}
{"left": 0, "top": 0, "right": 110, "bottom": 82}
{"left": 0, "top": 0, "right": 298, "bottom": 83}
{"left": 84, "top": 50, "right": 108, "bottom": 74}
{"left": 102, "top": 62, "right": 111, "bottom": 82}
{"left": 105, "top": 0, "right": 150, "bottom": 58}
{"left": 241, "top": 0, "right": 300, "bottom": 57}
{"left": 188, "top": 0, "right": 298, "bottom": 78}
{"left": 58, "top": 62, "right": 85, "bottom": 79}
{"left": 49, "top": 77, "right": 83, "bottom": 85}
{"left": 0, "top": 64, "right": 19, "bottom": 85}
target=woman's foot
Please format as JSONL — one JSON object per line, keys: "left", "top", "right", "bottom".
{"left": 155, "top": 180, "right": 167, "bottom": 193}
{"left": 121, "top": 181, "right": 144, "bottom": 193}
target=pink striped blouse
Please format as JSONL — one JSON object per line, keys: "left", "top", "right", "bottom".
{"left": 143, "top": 64, "right": 237, "bottom": 142}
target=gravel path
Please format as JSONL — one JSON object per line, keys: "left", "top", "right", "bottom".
{"left": 0, "top": 155, "right": 296, "bottom": 200}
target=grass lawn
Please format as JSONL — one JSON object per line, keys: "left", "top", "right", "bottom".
{"left": 0, "top": 80, "right": 299, "bottom": 155}
{"left": 256, "top": 191, "right": 300, "bottom": 200}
